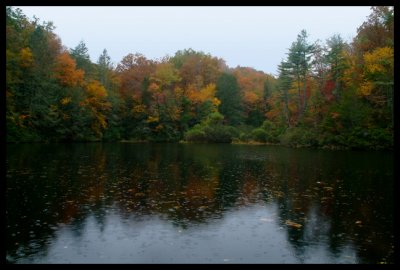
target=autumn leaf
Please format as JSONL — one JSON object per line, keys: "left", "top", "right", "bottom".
{"left": 60, "top": 97, "right": 71, "bottom": 105}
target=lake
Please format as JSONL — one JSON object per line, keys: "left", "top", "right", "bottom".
{"left": 6, "top": 143, "right": 394, "bottom": 263}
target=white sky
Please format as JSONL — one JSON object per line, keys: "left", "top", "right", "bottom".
{"left": 16, "top": 6, "right": 372, "bottom": 76}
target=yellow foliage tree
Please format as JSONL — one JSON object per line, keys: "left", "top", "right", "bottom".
{"left": 363, "top": 47, "right": 393, "bottom": 80}
{"left": 19, "top": 47, "right": 33, "bottom": 68}
{"left": 85, "top": 80, "right": 107, "bottom": 98}
{"left": 359, "top": 47, "right": 393, "bottom": 107}
{"left": 187, "top": 83, "right": 217, "bottom": 104}
{"left": 198, "top": 83, "right": 217, "bottom": 103}
{"left": 81, "top": 80, "right": 111, "bottom": 136}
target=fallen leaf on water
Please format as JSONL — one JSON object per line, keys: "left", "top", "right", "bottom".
{"left": 285, "top": 220, "right": 302, "bottom": 229}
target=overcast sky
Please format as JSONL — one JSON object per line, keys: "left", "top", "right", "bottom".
{"left": 16, "top": 6, "right": 372, "bottom": 76}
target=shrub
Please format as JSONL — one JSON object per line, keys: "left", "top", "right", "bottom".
{"left": 204, "top": 126, "right": 233, "bottom": 143}
{"left": 184, "top": 113, "right": 234, "bottom": 143}
{"left": 184, "top": 129, "right": 206, "bottom": 142}
{"left": 251, "top": 128, "right": 268, "bottom": 143}
{"left": 239, "top": 132, "right": 251, "bottom": 142}
{"left": 345, "top": 127, "right": 393, "bottom": 150}
{"left": 279, "top": 127, "right": 319, "bottom": 147}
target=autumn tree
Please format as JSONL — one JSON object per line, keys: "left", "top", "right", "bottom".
{"left": 354, "top": 6, "right": 394, "bottom": 55}
{"left": 171, "top": 48, "right": 225, "bottom": 90}
{"left": 116, "top": 53, "right": 155, "bottom": 140}
{"left": 54, "top": 52, "right": 85, "bottom": 87}
{"left": 147, "top": 61, "right": 182, "bottom": 141}
{"left": 81, "top": 80, "right": 111, "bottom": 138}
{"left": 232, "top": 66, "right": 274, "bottom": 126}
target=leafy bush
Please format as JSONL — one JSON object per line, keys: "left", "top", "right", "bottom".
{"left": 279, "top": 127, "right": 319, "bottom": 147}
{"left": 184, "top": 129, "right": 206, "bottom": 142}
{"left": 251, "top": 128, "right": 268, "bottom": 143}
{"left": 205, "top": 111, "right": 224, "bottom": 125}
{"left": 226, "top": 126, "right": 240, "bottom": 139}
{"left": 239, "top": 132, "right": 251, "bottom": 142}
{"left": 184, "top": 112, "right": 234, "bottom": 143}
{"left": 261, "top": 120, "right": 282, "bottom": 143}
{"left": 345, "top": 127, "right": 393, "bottom": 149}
{"left": 204, "top": 125, "right": 233, "bottom": 143}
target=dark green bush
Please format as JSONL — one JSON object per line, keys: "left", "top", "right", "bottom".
{"left": 203, "top": 125, "right": 233, "bottom": 143}
{"left": 184, "top": 129, "right": 206, "bottom": 142}
{"left": 251, "top": 128, "right": 268, "bottom": 143}
{"left": 184, "top": 112, "right": 234, "bottom": 143}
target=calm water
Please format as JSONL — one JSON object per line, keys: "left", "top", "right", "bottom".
{"left": 6, "top": 143, "right": 394, "bottom": 264}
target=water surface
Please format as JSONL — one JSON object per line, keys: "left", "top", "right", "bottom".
{"left": 6, "top": 143, "right": 394, "bottom": 263}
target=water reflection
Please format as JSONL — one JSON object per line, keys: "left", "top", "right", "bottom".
{"left": 6, "top": 143, "right": 394, "bottom": 263}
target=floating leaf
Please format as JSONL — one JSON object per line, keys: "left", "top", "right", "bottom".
{"left": 285, "top": 220, "right": 302, "bottom": 229}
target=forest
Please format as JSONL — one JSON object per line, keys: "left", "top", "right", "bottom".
{"left": 6, "top": 6, "right": 393, "bottom": 150}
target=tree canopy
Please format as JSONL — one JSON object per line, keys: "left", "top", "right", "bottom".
{"left": 6, "top": 7, "right": 393, "bottom": 149}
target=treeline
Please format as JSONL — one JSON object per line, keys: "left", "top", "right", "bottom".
{"left": 6, "top": 7, "right": 393, "bottom": 149}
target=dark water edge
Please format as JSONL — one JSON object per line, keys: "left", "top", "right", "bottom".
{"left": 6, "top": 143, "right": 394, "bottom": 263}
{"left": 6, "top": 139, "right": 393, "bottom": 151}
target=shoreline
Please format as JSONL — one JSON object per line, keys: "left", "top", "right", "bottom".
{"left": 6, "top": 140, "right": 391, "bottom": 151}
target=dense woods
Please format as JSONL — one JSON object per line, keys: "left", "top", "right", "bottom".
{"left": 6, "top": 7, "right": 393, "bottom": 149}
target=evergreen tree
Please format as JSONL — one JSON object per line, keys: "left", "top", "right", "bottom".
{"left": 216, "top": 73, "right": 243, "bottom": 125}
